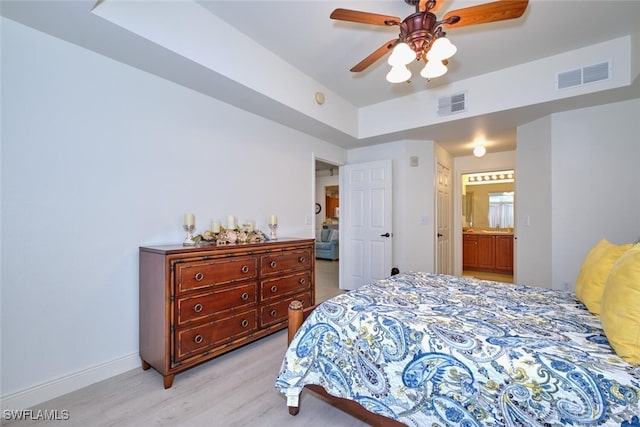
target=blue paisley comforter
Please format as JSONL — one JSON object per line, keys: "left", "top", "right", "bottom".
{"left": 275, "top": 272, "right": 640, "bottom": 426}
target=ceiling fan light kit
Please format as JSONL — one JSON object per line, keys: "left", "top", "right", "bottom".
{"left": 386, "top": 64, "right": 412, "bottom": 83}
{"left": 330, "top": 0, "right": 528, "bottom": 84}
{"left": 387, "top": 43, "right": 415, "bottom": 67}
{"left": 421, "top": 59, "right": 448, "bottom": 79}
{"left": 427, "top": 37, "right": 457, "bottom": 61}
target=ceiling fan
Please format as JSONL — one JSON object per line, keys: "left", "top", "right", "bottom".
{"left": 330, "top": 0, "right": 529, "bottom": 82}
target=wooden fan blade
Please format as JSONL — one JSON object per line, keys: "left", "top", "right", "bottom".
{"left": 330, "top": 8, "right": 401, "bottom": 26}
{"left": 350, "top": 39, "right": 399, "bottom": 72}
{"left": 443, "top": 0, "right": 528, "bottom": 29}
{"left": 419, "top": 0, "right": 445, "bottom": 12}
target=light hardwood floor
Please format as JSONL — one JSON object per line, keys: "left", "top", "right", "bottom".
{"left": 2, "top": 260, "right": 367, "bottom": 427}
{"left": 462, "top": 270, "right": 513, "bottom": 283}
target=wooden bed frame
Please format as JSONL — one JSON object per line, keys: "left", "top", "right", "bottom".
{"left": 287, "top": 301, "right": 405, "bottom": 427}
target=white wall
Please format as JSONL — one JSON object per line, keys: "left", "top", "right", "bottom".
{"left": 515, "top": 117, "right": 553, "bottom": 287}
{"left": 360, "top": 36, "right": 635, "bottom": 139}
{"left": 0, "top": 18, "right": 346, "bottom": 407}
{"left": 347, "top": 140, "right": 436, "bottom": 273}
{"left": 516, "top": 98, "right": 640, "bottom": 289}
{"left": 550, "top": 99, "right": 640, "bottom": 288}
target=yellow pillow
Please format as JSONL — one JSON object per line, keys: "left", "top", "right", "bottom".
{"left": 600, "top": 244, "right": 640, "bottom": 364}
{"left": 575, "top": 238, "right": 632, "bottom": 315}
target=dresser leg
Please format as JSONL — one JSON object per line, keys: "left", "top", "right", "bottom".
{"left": 141, "top": 359, "right": 151, "bottom": 371}
{"left": 163, "top": 374, "right": 175, "bottom": 389}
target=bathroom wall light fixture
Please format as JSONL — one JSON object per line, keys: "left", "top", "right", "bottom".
{"left": 466, "top": 170, "right": 515, "bottom": 185}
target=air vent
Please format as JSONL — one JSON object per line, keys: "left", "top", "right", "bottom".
{"left": 437, "top": 92, "right": 466, "bottom": 116}
{"left": 556, "top": 61, "right": 610, "bottom": 90}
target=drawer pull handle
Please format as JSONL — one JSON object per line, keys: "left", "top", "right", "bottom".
{"left": 194, "top": 272, "right": 204, "bottom": 281}
{"left": 241, "top": 292, "right": 249, "bottom": 301}
{"left": 194, "top": 335, "right": 203, "bottom": 344}
{"left": 241, "top": 265, "right": 249, "bottom": 274}
{"left": 193, "top": 303, "right": 203, "bottom": 313}
{"left": 270, "top": 261, "right": 277, "bottom": 268}
{"left": 270, "top": 309, "right": 277, "bottom": 317}
{"left": 270, "top": 285, "right": 278, "bottom": 293}
{"left": 241, "top": 319, "right": 249, "bottom": 328}
{"left": 298, "top": 256, "right": 305, "bottom": 263}
{"left": 299, "top": 278, "right": 306, "bottom": 285}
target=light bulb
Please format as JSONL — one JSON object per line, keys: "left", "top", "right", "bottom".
{"left": 386, "top": 65, "right": 411, "bottom": 83}
{"left": 388, "top": 43, "right": 415, "bottom": 66}
{"left": 473, "top": 145, "right": 486, "bottom": 157}
{"left": 427, "top": 37, "right": 457, "bottom": 61}
{"left": 420, "top": 60, "right": 447, "bottom": 79}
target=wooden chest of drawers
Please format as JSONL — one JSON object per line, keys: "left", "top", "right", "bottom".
{"left": 139, "top": 238, "right": 314, "bottom": 388}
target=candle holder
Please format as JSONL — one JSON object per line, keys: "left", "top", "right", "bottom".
{"left": 183, "top": 224, "right": 196, "bottom": 246}
{"left": 268, "top": 223, "right": 278, "bottom": 240}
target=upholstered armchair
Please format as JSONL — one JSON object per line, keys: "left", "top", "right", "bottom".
{"left": 315, "top": 229, "right": 339, "bottom": 260}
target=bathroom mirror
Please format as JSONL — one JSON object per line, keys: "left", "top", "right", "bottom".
{"left": 462, "top": 170, "right": 515, "bottom": 229}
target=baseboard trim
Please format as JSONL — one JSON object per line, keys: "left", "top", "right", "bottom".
{"left": 1, "top": 352, "right": 140, "bottom": 411}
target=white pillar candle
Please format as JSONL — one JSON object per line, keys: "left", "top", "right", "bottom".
{"left": 269, "top": 215, "right": 277, "bottom": 225}
{"left": 227, "top": 215, "right": 236, "bottom": 229}
{"left": 184, "top": 213, "right": 195, "bottom": 226}
{"left": 211, "top": 221, "right": 220, "bottom": 233}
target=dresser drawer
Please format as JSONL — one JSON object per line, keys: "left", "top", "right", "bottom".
{"left": 260, "top": 271, "right": 311, "bottom": 302}
{"left": 260, "top": 249, "right": 311, "bottom": 276}
{"left": 260, "top": 292, "right": 313, "bottom": 328}
{"left": 176, "top": 282, "right": 257, "bottom": 325}
{"left": 175, "top": 309, "right": 258, "bottom": 361}
{"left": 176, "top": 256, "right": 257, "bottom": 293}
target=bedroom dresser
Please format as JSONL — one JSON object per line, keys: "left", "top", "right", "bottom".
{"left": 139, "top": 238, "right": 315, "bottom": 388}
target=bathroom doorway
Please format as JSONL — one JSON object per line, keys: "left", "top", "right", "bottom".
{"left": 461, "top": 170, "right": 515, "bottom": 283}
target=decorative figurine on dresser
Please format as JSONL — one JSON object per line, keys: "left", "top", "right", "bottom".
{"left": 139, "top": 214, "right": 314, "bottom": 388}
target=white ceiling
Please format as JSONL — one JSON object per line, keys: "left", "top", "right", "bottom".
{"left": 199, "top": 0, "right": 639, "bottom": 107}
{"left": 3, "top": 0, "right": 640, "bottom": 156}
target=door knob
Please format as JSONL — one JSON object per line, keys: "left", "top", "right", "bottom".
{"left": 380, "top": 233, "right": 390, "bottom": 237}
{"left": 437, "top": 233, "right": 443, "bottom": 237}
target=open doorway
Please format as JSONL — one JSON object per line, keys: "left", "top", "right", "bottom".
{"left": 315, "top": 159, "right": 341, "bottom": 302}
{"left": 461, "top": 170, "right": 515, "bottom": 283}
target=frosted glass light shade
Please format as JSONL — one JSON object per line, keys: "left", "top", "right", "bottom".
{"left": 420, "top": 60, "right": 447, "bottom": 79}
{"left": 388, "top": 43, "right": 415, "bottom": 66}
{"left": 386, "top": 64, "right": 411, "bottom": 83}
{"left": 473, "top": 145, "right": 487, "bottom": 157}
{"left": 427, "top": 37, "right": 457, "bottom": 61}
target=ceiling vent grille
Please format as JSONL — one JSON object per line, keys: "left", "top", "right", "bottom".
{"left": 556, "top": 61, "right": 610, "bottom": 90}
{"left": 437, "top": 92, "right": 466, "bottom": 116}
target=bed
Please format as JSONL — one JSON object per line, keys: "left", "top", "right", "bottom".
{"left": 275, "top": 272, "right": 640, "bottom": 426}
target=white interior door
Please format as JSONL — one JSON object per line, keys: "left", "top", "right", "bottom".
{"left": 340, "top": 160, "right": 392, "bottom": 290}
{"left": 436, "top": 161, "right": 452, "bottom": 275}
